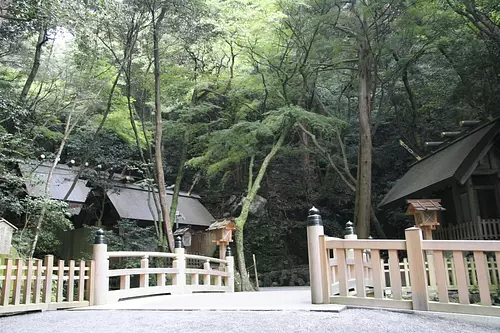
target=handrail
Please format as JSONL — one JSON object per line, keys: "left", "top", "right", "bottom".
{"left": 107, "top": 251, "right": 178, "bottom": 259}
{"left": 185, "top": 254, "right": 228, "bottom": 264}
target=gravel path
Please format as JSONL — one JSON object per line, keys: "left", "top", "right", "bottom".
{"left": 1, "top": 309, "right": 498, "bottom": 333}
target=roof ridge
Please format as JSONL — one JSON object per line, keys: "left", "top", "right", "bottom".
{"left": 409, "top": 118, "right": 499, "bottom": 167}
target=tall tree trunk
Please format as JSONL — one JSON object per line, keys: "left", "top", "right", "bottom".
{"left": 152, "top": 7, "right": 174, "bottom": 251}
{"left": 20, "top": 26, "right": 48, "bottom": 103}
{"left": 170, "top": 131, "right": 188, "bottom": 228}
{"left": 235, "top": 126, "right": 289, "bottom": 291}
{"left": 354, "top": 38, "right": 372, "bottom": 239}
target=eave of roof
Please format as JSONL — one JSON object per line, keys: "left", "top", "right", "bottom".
{"left": 379, "top": 119, "right": 500, "bottom": 207}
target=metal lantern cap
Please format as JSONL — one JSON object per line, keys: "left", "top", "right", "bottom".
{"left": 307, "top": 206, "right": 323, "bottom": 226}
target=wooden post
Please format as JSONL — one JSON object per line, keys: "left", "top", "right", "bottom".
{"left": 1, "top": 258, "right": 12, "bottom": 306}
{"left": 252, "top": 254, "right": 259, "bottom": 290}
{"left": 140, "top": 256, "right": 149, "bottom": 288}
{"left": 226, "top": 247, "right": 235, "bottom": 292}
{"left": 42, "top": 255, "right": 54, "bottom": 303}
{"left": 24, "top": 259, "right": 33, "bottom": 304}
{"left": 92, "top": 229, "right": 108, "bottom": 305}
{"left": 13, "top": 259, "right": 23, "bottom": 305}
{"left": 174, "top": 237, "right": 186, "bottom": 294}
{"left": 421, "top": 226, "right": 436, "bottom": 288}
{"left": 307, "top": 207, "right": 325, "bottom": 304}
{"left": 203, "top": 260, "right": 211, "bottom": 286}
{"left": 405, "top": 227, "right": 429, "bottom": 311}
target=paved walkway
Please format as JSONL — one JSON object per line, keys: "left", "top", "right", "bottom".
{"left": 2, "top": 287, "right": 500, "bottom": 332}
{"left": 83, "top": 286, "right": 345, "bottom": 312}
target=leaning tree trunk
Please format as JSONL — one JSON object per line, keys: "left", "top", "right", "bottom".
{"left": 354, "top": 38, "right": 373, "bottom": 239}
{"left": 235, "top": 126, "right": 289, "bottom": 291}
{"left": 20, "top": 26, "right": 48, "bottom": 103}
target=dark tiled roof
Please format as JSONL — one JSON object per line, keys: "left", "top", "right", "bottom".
{"left": 106, "top": 185, "right": 215, "bottom": 227}
{"left": 380, "top": 121, "right": 500, "bottom": 207}
{"left": 19, "top": 162, "right": 90, "bottom": 203}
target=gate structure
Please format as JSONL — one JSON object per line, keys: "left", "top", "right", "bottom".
{"left": 307, "top": 207, "right": 500, "bottom": 317}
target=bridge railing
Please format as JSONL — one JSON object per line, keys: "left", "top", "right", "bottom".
{"left": 0, "top": 256, "right": 93, "bottom": 314}
{"left": 92, "top": 231, "right": 234, "bottom": 305}
{"left": 307, "top": 207, "right": 500, "bottom": 317}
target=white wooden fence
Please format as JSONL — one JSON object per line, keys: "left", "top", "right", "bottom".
{"left": 309, "top": 225, "right": 500, "bottom": 317}
{"left": 0, "top": 256, "right": 93, "bottom": 314}
{"left": 434, "top": 219, "right": 500, "bottom": 240}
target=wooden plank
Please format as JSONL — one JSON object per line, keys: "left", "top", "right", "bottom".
{"left": 473, "top": 251, "right": 492, "bottom": 306}
{"left": 108, "top": 268, "right": 179, "bottom": 277}
{"left": 23, "top": 259, "right": 33, "bottom": 305}
{"left": 488, "top": 257, "right": 496, "bottom": 286}
{"left": 428, "top": 302, "right": 500, "bottom": 317}
{"left": 427, "top": 252, "right": 437, "bottom": 287}
{"left": 336, "top": 249, "right": 349, "bottom": 296}
{"left": 140, "top": 257, "right": 149, "bottom": 288}
{"left": 370, "top": 250, "right": 384, "bottom": 299}
{"left": 156, "top": 273, "right": 165, "bottom": 287}
{"left": 433, "top": 251, "right": 449, "bottom": 303}
{"left": 107, "top": 251, "right": 177, "bottom": 259}
{"left": 453, "top": 251, "right": 470, "bottom": 305}
{"left": 12, "top": 259, "right": 23, "bottom": 305}
{"left": 330, "top": 296, "right": 412, "bottom": 310}
{"left": 42, "top": 255, "right": 54, "bottom": 303}
{"left": 120, "top": 275, "right": 130, "bottom": 290}
{"left": 402, "top": 258, "right": 410, "bottom": 287}
{"left": 470, "top": 258, "right": 478, "bottom": 285}
{"left": 67, "top": 260, "right": 75, "bottom": 302}
{"left": 422, "top": 240, "right": 500, "bottom": 252}
{"left": 87, "top": 260, "right": 95, "bottom": 305}
{"left": 34, "top": 260, "right": 42, "bottom": 304}
{"left": 56, "top": 260, "right": 64, "bottom": 302}
{"left": 464, "top": 257, "right": 471, "bottom": 286}
{"left": 388, "top": 250, "right": 402, "bottom": 300}
{"left": 325, "top": 239, "right": 407, "bottom": 251}
{"left": 353, "top": 249, "right": 366, "bottom": 297}
{"left": 0, "top": 303, "right": 48, "bottom": 314}
{"left": 319, "top": 235, "right": 331, "bottom": 303}
{"left": 496, "top": 252, "right": 500, "bottom": 288}
{"left": 1, "top": 259, "right": 12, "bottom": 306}
{"left": 78, "top": 261, "right": 85, "bottom": 302}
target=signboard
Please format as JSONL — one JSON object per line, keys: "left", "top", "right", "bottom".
{"left": 0, "top": 221, "right": 15, "bottom": 254}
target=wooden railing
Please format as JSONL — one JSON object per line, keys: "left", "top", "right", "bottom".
{"left": 93, "top": 244, "right": 235, "bottom": 305}
{"left": 0, "top": 256, "right": 93, "bottom": 314}
{"left": 434, "top": 219, "right": 500, "bottom": 240}
{"left": 312, "top": 227, "right": 500, "bottom": 317}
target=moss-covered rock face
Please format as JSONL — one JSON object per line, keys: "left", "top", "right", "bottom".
{"left": 259, "top": 266, "right": 310, "bottom": 287}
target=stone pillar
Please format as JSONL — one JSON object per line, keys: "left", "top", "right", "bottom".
{"left": 92, "top": 229, "right": 108, "bottom": 305}
{"left": 307, "top": 206, "right": 325, "bottom": 304}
